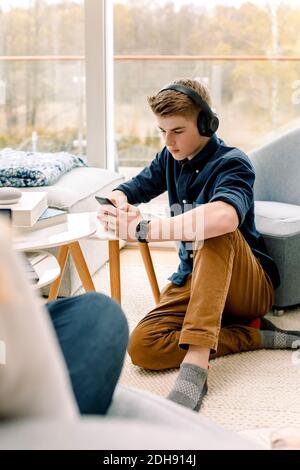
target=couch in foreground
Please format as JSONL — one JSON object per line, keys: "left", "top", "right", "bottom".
{"left": 0, "top": 385, "right": 261, "bottom": 450}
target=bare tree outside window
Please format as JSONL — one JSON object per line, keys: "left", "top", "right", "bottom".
{"left": 0, "top": 0, "right": 85, "bottom": 154}
{"left": 113, "top": 0, "right": 300, "bottom": 171}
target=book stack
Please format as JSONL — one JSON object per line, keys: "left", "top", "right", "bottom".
{"left": 0, "top": 191, "right": 68, "bottom": 231}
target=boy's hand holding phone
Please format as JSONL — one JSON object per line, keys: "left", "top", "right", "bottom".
{"left": 96, "top": 194, "right": 143, "bottom": 241}
{"left": 96, "top": 190, "right": 128, "bottom": 233}
{"left": 96, "top": 196, "right": 118, "bottom": 231}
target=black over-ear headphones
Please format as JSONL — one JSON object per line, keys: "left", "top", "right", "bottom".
{"left": 159, "top": 84, "right": 219, "bottom": 137}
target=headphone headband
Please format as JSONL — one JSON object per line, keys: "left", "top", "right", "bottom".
{"left": 159, "top": 84, "right": 214, "bottom": 116}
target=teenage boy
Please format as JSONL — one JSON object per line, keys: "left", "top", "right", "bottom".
{"left": 98, "top": 78, "right": 300, "bottom": 412}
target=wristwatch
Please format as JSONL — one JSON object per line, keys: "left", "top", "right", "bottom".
{"left": 135, "top": 219, "right": 151, "bottom": 243}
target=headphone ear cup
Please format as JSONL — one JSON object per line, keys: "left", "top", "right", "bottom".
{"left": 197, "top": 111, "right": 207, "bottom": 136}
{"left": 210, "top": 115, "right": 219, "bottom": 134}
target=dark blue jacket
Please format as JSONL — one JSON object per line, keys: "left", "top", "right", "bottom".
{"left": 115, "top": 134, "right": 280, "bottom": 289}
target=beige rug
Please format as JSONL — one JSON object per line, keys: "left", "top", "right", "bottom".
{"left": 93, "top": 261, "right": 300, "bottom": 433}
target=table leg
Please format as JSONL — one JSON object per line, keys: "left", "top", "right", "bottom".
{"left": 48, "top": 245, "right": 69, "bottom": 301}
{"left": 138, "top": 242, "right": 160, "bottom": 304}
{"left": 68, "top": 241, "right": 96, "bottom": 292}
{"left": 108, "top": 240, "right": 121, "bottom": 303}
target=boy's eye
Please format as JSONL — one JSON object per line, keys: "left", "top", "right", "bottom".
{"left": 174, "top": 130, "right": 183, "bottom": 134}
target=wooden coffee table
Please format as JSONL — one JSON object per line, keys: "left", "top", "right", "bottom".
{"left": 14, "top": 212, "right": 97, "bottom": 301}
{"left": 14, "top": 211, "right": 160, "bottom": 305}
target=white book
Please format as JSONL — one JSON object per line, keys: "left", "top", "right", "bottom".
{"left": 0, "top": 192, "right": 47, "bottom": 227}
{"left": 18, "top": 207, "right": 68, "bottom": 232}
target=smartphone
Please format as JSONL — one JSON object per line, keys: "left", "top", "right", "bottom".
{"left": 95, "top": 196, "right": 116, "bottom": 207}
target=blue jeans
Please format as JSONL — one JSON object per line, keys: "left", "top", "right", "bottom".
{"left": 47, "top": 292, "right": 128, "bottom": 415}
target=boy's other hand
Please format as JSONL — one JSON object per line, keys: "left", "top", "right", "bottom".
{"left": 117, "top": 203, "right": 143, "bottom": 241}
{"left": 105, "top": 190, "right": 128, "bottom": 208}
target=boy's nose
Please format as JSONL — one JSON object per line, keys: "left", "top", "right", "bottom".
{"left": 165, "top": 133, "right": 175, "bottom": 146}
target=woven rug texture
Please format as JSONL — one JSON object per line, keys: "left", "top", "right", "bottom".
{"left": 90, "top": 261, "right": 300, "bottom": 432}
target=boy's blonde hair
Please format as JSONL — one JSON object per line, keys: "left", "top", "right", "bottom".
{"left": 147, "top": 78, "right": 212, "bottom": 118}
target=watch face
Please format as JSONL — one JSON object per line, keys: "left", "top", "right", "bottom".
{"left": 136, "top": 220, "right": 150, "bottom": 242}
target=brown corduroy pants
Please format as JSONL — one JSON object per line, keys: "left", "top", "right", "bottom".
{"left": 128, "top": 230, "right": 275, "bottom": 370}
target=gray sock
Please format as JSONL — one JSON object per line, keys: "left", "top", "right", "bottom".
{"left": 167, "top": 363, "right": 208, "bottom": 412}
{"left": 260, "top": 317, "right": 300, "bottom": 349}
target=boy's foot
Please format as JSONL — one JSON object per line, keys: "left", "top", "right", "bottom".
{"left": 167, "top": 362, "right": 208, "bottom": 412}
{"left": 260, "top": 317, "right": 300, "bottom": 349}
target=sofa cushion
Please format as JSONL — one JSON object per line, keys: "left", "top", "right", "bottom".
{"left": 23, "top": 167, "right": 124, "bottom": 210}
{"left": 255, "top": 201, "right": 300, "bottom": 236}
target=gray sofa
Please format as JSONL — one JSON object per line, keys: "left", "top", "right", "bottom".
{"left": 22, "top": 167, "right": 125, "bottom": 296}
{"left": 249, "top": 128, "right": 300, "bottom": 309}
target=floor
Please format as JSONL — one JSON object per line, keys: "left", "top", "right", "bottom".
{"left": 121, "top": 245, "right": 178, "bottom": 266}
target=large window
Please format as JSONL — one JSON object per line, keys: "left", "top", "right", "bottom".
{"left": 0, "top": 0, "right": 85, "bottom": 154}
{"left": 114, "top": 0, "right": 300, "bottom": 171}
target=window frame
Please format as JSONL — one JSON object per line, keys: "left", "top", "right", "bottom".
{"left": 85, "top": 0, "right": 114, "bottom": 170}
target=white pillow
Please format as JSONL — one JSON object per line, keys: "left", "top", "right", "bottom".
{"left": 0, "top": 223, "right": 78, "bottom": 419}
